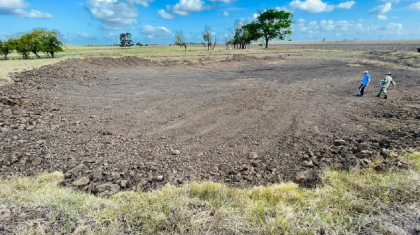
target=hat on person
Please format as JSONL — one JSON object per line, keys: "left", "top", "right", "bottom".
{"left": 364, "top": 70, "right": 369, "bottom": 74}
{"left": 387, "top": 72, "right": 392, "bottom": 75}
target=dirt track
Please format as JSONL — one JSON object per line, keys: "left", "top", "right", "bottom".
{"left": 1, "top": 52, "right": 419, "bottom": 194}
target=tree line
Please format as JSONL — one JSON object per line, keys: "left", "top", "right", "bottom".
{"left": 0, "top": 29, "right": 64, "bottom": 59}
{"left": 174, "top": 9, "right": 293, "bottom": 52}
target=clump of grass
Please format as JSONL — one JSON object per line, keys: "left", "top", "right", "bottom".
{"left": 1, "top": 152, "right": 419, "bottom": 234}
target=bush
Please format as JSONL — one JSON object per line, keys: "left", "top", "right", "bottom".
{"left": 8, "top": 29, "right": 63, "bottom": 59}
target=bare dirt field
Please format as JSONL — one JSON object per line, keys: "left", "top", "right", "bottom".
{"left": 1, "top": 50, "right": 420, "bottom": 195}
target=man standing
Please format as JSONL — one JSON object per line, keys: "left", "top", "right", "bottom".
{"left": 357, "top": 71, "right": 370, "bottom": 97}
{"left": 377, "top": 72, "right": 396, "bottom": 99}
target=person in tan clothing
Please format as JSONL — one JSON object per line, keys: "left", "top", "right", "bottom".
{"left": 377, "top": 72, "right": 396, "bottom": 100}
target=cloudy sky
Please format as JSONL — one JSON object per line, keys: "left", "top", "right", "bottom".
{"left": 0, "top": 0, "right": 419, "bottom": 45}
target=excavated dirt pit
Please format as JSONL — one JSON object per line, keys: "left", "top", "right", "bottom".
{"left": 1, "top": 54, "right": 419, "bottom": 194}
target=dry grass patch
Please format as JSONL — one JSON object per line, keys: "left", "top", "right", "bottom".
{"left": 1, "top": 152, "right": 419, "bottom": 234}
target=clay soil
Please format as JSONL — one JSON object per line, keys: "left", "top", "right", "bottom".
{"left": 1, "top": 52, "right": 419, "bottom": 194}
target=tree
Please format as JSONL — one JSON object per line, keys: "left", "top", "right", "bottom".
{"left": 26, "top": 29, "right": 47, "bottom": 58}
{"left": 136, "top": 42, "right": 143, "bottom": 46}
{"left": 202, "top": 25, "right": 212, "bottom": 51}
{"left": 212, "top": 37, "right": 217, "bottom": 50}
{"left": 9, "top": 34, "right": 31, "bottom": 59}
{"left": 0, "top": 39, "right": 14, "bottom": 60}
{"left": 174, "top": 31, "right": 187, "bottom": 52}
{"left": 241, "top": 21, "right": 261, "bottom": 49}
{"left": 245, "top": 9, "right": 293, "bottom": 48}
{"left": 119, "top": 32, "right": 134, "bottom": 48}
{"left": 225, "top": 34, "right": 231, "bottom": 50}
{"left": 229, "top": 19, "right": 255, "bottom": 49}
{"left": 40, "top": 30, "right": 63, "bottom": 58}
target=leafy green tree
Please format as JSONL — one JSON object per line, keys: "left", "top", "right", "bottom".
{"left": 245, "top": 9, "right": 293, "bottom": 48}
{"left": 120, "top": 33, "right": 134, "bottom": 48}
{"left": 40, "top": 30, "right": 63, "bottom": 58}
{"left": 18, "top": 29, "right": 46, "bottom": 58}
{"left": 174, "top": 31, "right": 187, "bottom": 52}
{"left": 229, "top": 20, "right": 255, "bottom": 49}
{"left": 0, "top": 39, "right": 15, "bottom": 59}
{"left": 136, "top": 42, "right": 143, "bottom": 46}
{"left": 202, "top": 25, "right": 212, "bottom": 51}
{"left": 8, "top": 29, "right": 64, "bottom": 59}
{"left": 9, "top": 34, "right": 31, "bottom": 59}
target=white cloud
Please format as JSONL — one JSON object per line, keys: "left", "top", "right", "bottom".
{"left": 157, "top": 9, "right": 175, "bottom": 19}
{"left": 141, "top": 25, "right": 173, "bottom": 38}
{"left": 289, "top": 0, "right": 335, "bottom": 13}
{"left": 358, "top": 19, "right": 364, "bottom": 22}
{"left": 105, "top": 32, "right": 117, "bottom": 39}
{"left": 295, "top": 18, "right": 403, "bottom": 37}
{"left": 336, "top": 1, "right": 356, "bottom": 10}
{"left": 0, "top": 0, "right": 28, "bottom": 9}
{"left": 297, "top": 18, "right": 305, "bottom": 23}
{"left": 377, "top": 15, "right": 387, "bottom": 20}
{"left": 275, "top": 6, "right": 290, "bottom": 12}
{"left": 386, "top": 23, "right": 402, "bottom": 33}
{"left": 369, "top": 3, "right": 392, "bottom": 14}
{"left": 168, "top": 0, "right": 210, "bottom": 16}
{"left": 208, "top": 0, "right": 233, "bottom": 2}
{"left": 409, "top": 2, "right": 420, "bottom": 11}
{"left": 253, "top": 13, "right": 258, "bottom": 18}
{"left": 378, "top": 0, "right": 399, "bottom": 3}
{"left": 77, "top": 31, "right": 96, "bottom": 39}
{"left": 223, "top": 11, "right": 229, "bottom": 17}
{"left": 85, "top": 0, "right": 153, "bottom": 30}
{"left": 127, "top": 0, "right": 155, "bottom": 7}
{"left": 0, "top": 0, "right": 53, "bottom": 18}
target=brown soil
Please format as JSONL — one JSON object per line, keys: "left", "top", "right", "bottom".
{"left": 1, "top": 53, "right": 419, "bottom": 194}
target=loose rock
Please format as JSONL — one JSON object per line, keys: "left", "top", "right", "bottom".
{"left": 72, "top": 176, "right": 90, "bottom": 186}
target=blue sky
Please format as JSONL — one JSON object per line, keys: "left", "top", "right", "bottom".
{"left": 1, "top": 0, "right": 419, "bottom": 45}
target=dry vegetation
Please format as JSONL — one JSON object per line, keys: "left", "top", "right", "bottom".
{"left": 0, "top": 152, "right": 419, "bottom": 234}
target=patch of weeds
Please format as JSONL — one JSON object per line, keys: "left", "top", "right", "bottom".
{"left": 0, "top": 152, "right": 419, "bottom": 234}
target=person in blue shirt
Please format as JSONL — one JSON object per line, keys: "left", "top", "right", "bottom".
{"left": 356, "top": 70, "right": 370, "bottom": 97}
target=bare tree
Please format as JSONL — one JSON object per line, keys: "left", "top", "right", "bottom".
{"left": 212, "top": 37, "right": 217, "bottom": 50}
{"left": 225, "top": 34, "right": 231, "bottom": 50}
{"left": 202, "top": 25, "right": 212, "bottom": 51}
{"left": 174, "top": 31, "right": 187, "bottom": 52}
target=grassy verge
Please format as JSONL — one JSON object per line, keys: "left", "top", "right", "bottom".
{"left": 1, "top": 152, "right": 419, "bottom": 234}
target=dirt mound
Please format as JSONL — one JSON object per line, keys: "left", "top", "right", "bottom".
{"left": 9, "top": 58, "right": 108, "bottom": 90}
{"left": 221, "top": 54, "right": 261, "bottom": 62}
{"left": 84, "top": 56, "right": 154, "bottom": 68}
{"left": 1, "top": 55, "right": 419, "bottom": 194}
